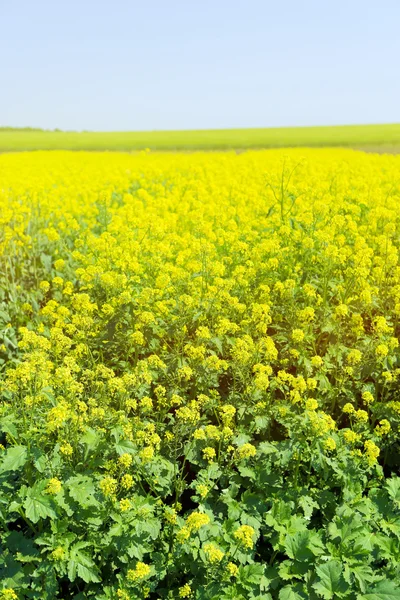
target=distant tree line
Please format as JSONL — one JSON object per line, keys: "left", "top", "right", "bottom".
{"left": 0, "top": 127, "right": 63, "bottom": 132}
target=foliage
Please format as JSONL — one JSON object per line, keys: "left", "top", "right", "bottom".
{"left": 0, "top": 123, "right": 400, "bottom": 151}
{"left": 0, "top": 149, "right": 399, "bottom": 598}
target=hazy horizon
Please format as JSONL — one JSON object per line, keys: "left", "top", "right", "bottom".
{"left": 2, "top": 122, "right": 400, "bottom": 133}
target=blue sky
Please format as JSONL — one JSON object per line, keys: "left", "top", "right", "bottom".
{"left": 1, "top": 0, "right": 399, "bottom": 131}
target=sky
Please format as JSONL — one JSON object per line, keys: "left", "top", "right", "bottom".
{"left": 1, "top": 0, "right": 399, "bottom": 131}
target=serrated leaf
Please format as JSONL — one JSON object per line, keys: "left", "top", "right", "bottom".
{"left": 284, "top": 531, "right": 314, "bottom": 562}
{"left": 115, "top": 439, "right": 136, "bottom": 455}
{"left": 32, "top": 448, "right": 47, "bottom": 473}
{"left": 358, "top": 580, "right": 400, "bottom": 600}
{"left": 279, "top": 586, "right": 305, "bottom": 600}
{"left": 211, "top": 337, "right": 223, "bottom": 353}
{"left": 345, "top": 563, "right": 377, "bottom": 593}
{"left": 24, "top": 481, "right": 57, "bottom": 523}
{"left": 0, "top": 445, "right": 27, "bottom": 472}
{"left": 0, "top": 414, "right": 18, "bottom": 438}
{"left": 313, "top": 560, "right": 348, "bottom": 599}
{"left": 80, "top": 427, "right": 101, "bottom": 455}
{"left": 258, "top": 442, "right": 278, "bottom": 455}
{"left": 67, "top": 541, "right": 101, "bottom": 583}
{"left": 237, "top": 564, "right": 265, "bottom": 589}
{"left": 67, "top": 475, "right": 98, "bottom": 508}
{"left": 298, "top": 495, "right": 319, "bottom": 520}
{"left": 385, "top": 477, "right": 400, "bottom": 504}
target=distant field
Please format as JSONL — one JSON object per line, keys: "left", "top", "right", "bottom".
{"left": 1, "top": 123, "right": 400, "bottom": 152}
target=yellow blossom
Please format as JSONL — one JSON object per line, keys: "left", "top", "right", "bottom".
{"left": 237, "top": 443, "right": 257, "bottom": 460}
{"left": 226, "top": 562, "right": 239, "bottom": 577}
{"left": 203, "top": 543, "right": 224, "bottom": 563}
{"left": 127, "top": 562, "right": 151, "bottom": 581}
{"left": 364, "top": 440, "right": 380, "bottom": 466}
{"left": 375, "top": 419, "right": 391, "bottom": 436}
{"left": 234, "top": 524, "right": 256, "bottom": 549}
{"left": 119, "top": 498, "right": 131, "bottom": 512}
{"left": 179, "top": 584, "right": 192, "bottom": 598}
{"left": 46, "top": 477, "right": 62, "bottom": 495}
{"left": 202, "top": 447, "right": 216, "bottom": 463}
{"left": 324, "top": 437, "right": 336, "bottom": 451}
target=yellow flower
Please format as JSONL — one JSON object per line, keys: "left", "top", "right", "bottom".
{"left": 46, "top": 477, "right": 62, "bottom": 495}
{"left": 0, "top": 589, "right": 18, "bottom": 600}
{"left": 164, "top": 507, "right": 177, "bottom": 524}
{"left": 39, "top": 280, "right": 50, "bottom": 293}
{"left": 119, "top": 498, "right": 131, "bottom": 512}
{"left": 131, "top": 331, "right": 145, "bottom": 346}
{"left": 291, "top": 329, "right": 305, "bottom": 343}
{"left": 203, "top": 543, "right": 224, "bottom": 563}
{"left": 307, "top": 378, "right": 317, "bottom": 390}
{"left": 118, "top": 453, "right": 133, "bottom": 468}
{"left": 355, "top": 410, "right": 368, "bottom": 423}
{"left": 176, "top": 526, "right": 191, "bottom": 543}
{"left": 343, "top": 430, "right": 360, "bottom": 444}
{"left": 193, "top": 428, "right": 206, "bottom": 440}
{"left": 121, "top": 473, "right": 134, "bottom": 490}
{"left": 347, "top": 350, "right": 362, "bottom": 365}
{"left": 324, "top": 437, "right": 336, "bottom": 451}
{"left": 305, "top": 399, "right": 318, "bottom": 411}
{"left": 139, "top": 446, "right": 154, "bottom": 463}
{"left": 362, "top": 391, "right": 374, "bottom": 405}
{"left": 364, "top": 440, "right": 380, "bottom": 466}
{"left": 186, "top": 511, "right": 210, "bottom": 532}
{"left": 196, "top": 484, "right": 209, "bottom": 499}
{"left": 202, "top": 447, "right": 216, "bottom": 463}
{"left": 99, "top": 476, "right": 118, "bottom": 498}
{"left": 179, "top": 584, "right": 192, "bottom": 598}
{"left": 54, "top": 258, "right": 65, "bottom": 270}
{"left": 335, "top": 304, "right": 348, "bottom": 317}
{"left": 51, "top": 546, "right": 65, "bottom": 561}
{"left": 226, "top": 562, "right": 239, "bottom": 577}
{"left": 237, "top": 443, "right": 257, "bottom": 460}
{"left": 234, "top": 524, "right": 256, "bottom": 549}
{"left": 219, "top": 404, "right": 236, "bottom": 423}
{"left": 140, "top": 396, "right": 153, "bottom": 412}
{"left": 376, "top": 344, "right": 389, "bottom": 358}
{"left": 127, "top": 562, "right": 151, "bottom": 581}
{"left": 382, "top": 370, "right": 393, "bottom": 382}
{"left": 375, "top": 419, "right": 391, "bottom": 436}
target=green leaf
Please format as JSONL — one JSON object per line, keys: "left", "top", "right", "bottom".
{"left": 67, "top": 541, "right": 101, "bottom": 583}
{"left": 32, "top": 448, "right": 47, "bottom": 473}
{"left": 298, "top": 495, "right": 319, "bottom": 520}
{"left": 0, "top": 414, "right": 18, "bottom": 438}
{"left": 358, "top": 580, "right": 400, "bottom": 600}
{"left": 258, "top": 442, "right": 278, "bottom": 455}
{"left": 24, "top": 481, "right": 57, "bottom": 523}
{"left": 313, "top": 560, "right": 348, "bottom": 599}
{"left": 237, "top": 564, "right": 265, "bottom": 589}
{"left": 67, "top": 475, "right": 98, "bottom": 508}
{"left": 279, "top": 586, "right": 305, "bottom": 600}
{"left": 115, "top": 439, "right": 136, "bottom": 455}
{"left": 284, "top": 531, "right": 314, "bottom": 562}
{"left": 80, "top": 427, "right": 101, "bottom": 457}
{"left": 385, "top": 477, "right": 400, "bottom": 504}
{"left": 345, "top": 564, "right": 377, "bottom": 594}
{"left": 0, "top": 445, "right": 27, "bottom": 472}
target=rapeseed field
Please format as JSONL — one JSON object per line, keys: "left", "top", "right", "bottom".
{"left": 0, "top": 149, "right": 400, "bottom": 599}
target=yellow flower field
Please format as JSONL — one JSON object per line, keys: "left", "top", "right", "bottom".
{"left": 0, "top": 148, "right": 400, "bottom": 599}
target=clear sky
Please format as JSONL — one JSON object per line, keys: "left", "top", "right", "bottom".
{"left": 1, "top": 0, "right": 399, "bottom": 131}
